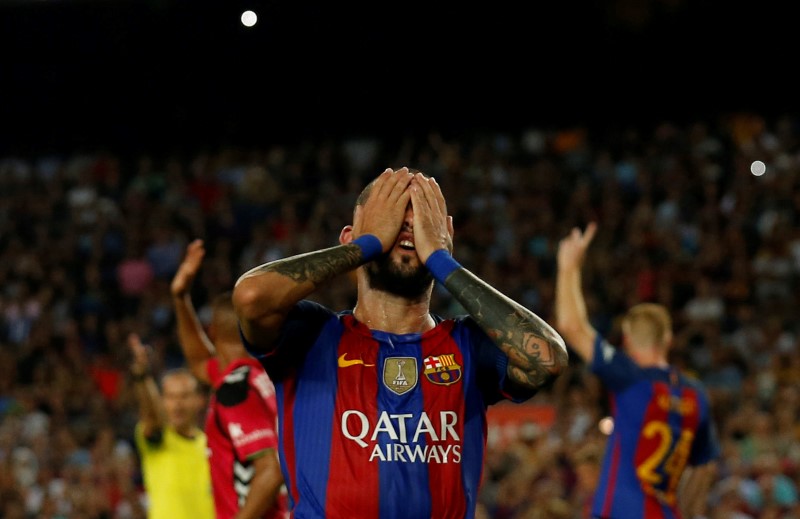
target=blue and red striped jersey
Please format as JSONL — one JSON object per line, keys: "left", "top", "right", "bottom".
{"left": 589, "top": 335, "right": 721, "bottom": 519}
{"left": 243, "top": 300, "right": 532, "bottom": 519}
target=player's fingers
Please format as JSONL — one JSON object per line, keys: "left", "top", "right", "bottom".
{"left": 427, "top": 176, "right": 447, "bottom": 217}
{"left": 409, "top": 181, "right": 425, "bottom": 210}
{"left": 388, "top": 167, "right": 414, "bottom": 203}
{"left": 414, "top": 174, "right": 436, "bottom": 206}
{"left": 446, "top": 215, "right": 455, "bottom": 252}
{"left": 189, "top": 240, "right": 205, "bottom": 257}
{"left": 566, "top": 235, "right": 581, "bottom": 252}
{"left": 127, "top": 334, "right": 147, "bottom": 359}
{"left": 411, "top": 175, "right": 434, "bottom": 214}
{"left": 184, "top": 243, "right": 205, "bottom": 269}
{"left": 583, "top": 222, "right": 598, "bottom": 245}
{"left": 127, "top": 332, "right": 141, "bottom": 347}
{"left": 369, "top": 168, "right": 394, "bottom": 200}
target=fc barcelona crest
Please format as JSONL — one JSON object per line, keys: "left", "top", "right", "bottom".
{"left": 383, "top": 357, "right": 418, "bottom": 395}
{"left": 423, "top": 354, "right": 462, "bottom": 386}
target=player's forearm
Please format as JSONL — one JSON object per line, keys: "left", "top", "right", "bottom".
{"left": 679, "top": 462, "right": 717, "bottom": 517}
{"left": 234, "top": 455, "right": 284, "bottom": 519}
{"left": 234, "top": 244, "right": 365, "bottom": 324}
{"left": 133, "top": 378, "right": 166, "bottom": 430}
{"left": 554, "top": 267, "right": 596, "bottom": 361}
{"left": 234, "top": 482, "right": 281, "bottom": 519}
{"left": 555, "top": 267, "right": 590, "bottom": 332}
{"left": 173, "top": 294, "right": 214, "bottom": 382}
{"left": 440, "top": 266, "right": 568, "bottom": 389}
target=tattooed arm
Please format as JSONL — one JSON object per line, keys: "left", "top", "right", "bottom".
{"left": 445, "top": 270, "right": 568, "bottom": 390}
{"left": 233, "top": 245, "right": 368, "bottom": 347}
{"left": 233, "top": 168, "right": 414, "bottom": 349}
{"left": 410, "top": 173, "right": 568, "bottom": 392}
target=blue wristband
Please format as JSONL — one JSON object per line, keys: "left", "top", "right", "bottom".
{"left": 425, "top": 249, "right": 461, "bottom": 283}
{"left": 352, "top": 234, "right": 383, "bottom": 262}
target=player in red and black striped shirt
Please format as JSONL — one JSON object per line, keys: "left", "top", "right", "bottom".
{"left": 172, "top": 240, "right": 288, "bottom": 519}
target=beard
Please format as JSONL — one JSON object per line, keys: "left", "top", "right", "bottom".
{"left": 365, "top": 252, "right": 434, "bottom": 299}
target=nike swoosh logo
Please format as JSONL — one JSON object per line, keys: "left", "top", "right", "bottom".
{"left": 338, "top": 353, "right": 375, "bottom": 368}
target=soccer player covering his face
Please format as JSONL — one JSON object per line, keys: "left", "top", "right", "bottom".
{"left": 555, "top": 222, "right": 721, "bottom": 519}
{"left": 233, "top": 167, "right": 569, "bottom": 519}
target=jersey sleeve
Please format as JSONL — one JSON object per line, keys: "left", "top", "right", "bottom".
{"left": 688, "top": 387, "right": 722, "bottom": 465}
{"left": 589, "top": 334, "right": 645, "bottom": 392}
{"left": 215, "top": 365, "right": 279, "bottom": 461}
{"left": 240, "top": 299, "right": 334, "bottom": 381}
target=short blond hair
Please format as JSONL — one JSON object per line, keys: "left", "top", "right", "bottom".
{"left": 621, "top": 303, "right": 672, "bottom": 349}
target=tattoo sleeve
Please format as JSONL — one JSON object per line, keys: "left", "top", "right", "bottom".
{"left": 241, "top": 244, "right": 364, "bottom": 287}
{"left": 442, "top": 268, "right": 569, "bottom": 390}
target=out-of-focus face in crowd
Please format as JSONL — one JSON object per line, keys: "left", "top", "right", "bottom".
{"left": 161, "top": 371, "right": 203, "bottom": 431}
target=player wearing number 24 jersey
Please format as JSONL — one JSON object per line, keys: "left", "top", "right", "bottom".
{"left": 233, "top": 168, "right": 569, "bottom": 518}
{"left": 555, "top": 222, "right": 721, "bottom": 519}
{"left": 588, "top": 335, "right": 719, "bottom": 518}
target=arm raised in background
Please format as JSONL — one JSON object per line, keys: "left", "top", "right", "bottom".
{"left": 410, "top": 173, "right": 568, "bottom": 391}
{"left": 170, "top": 238, "right": 214, "bottom": 384}
{"left": 233, "top": 167, "right": 414, "bottom": 350}
{"left": 128, "top": 333, "right": 166, "bottom": 438}
{"left": 555, "top": 222, "right": 599, "bottom": 363}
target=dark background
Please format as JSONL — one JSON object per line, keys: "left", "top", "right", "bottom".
{"left": 1, "top": 0, "right": 797, "bottom": 156}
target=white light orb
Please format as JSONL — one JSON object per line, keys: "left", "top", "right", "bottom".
{"left": 598, "top": 416, "right": 614, "bottom": 435}
{"left": 241, "top": 10, "right": 257, "bottom": 27}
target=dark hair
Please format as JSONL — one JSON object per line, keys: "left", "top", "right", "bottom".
{"left": 355, "top": 177, "right": 378, "bottom": 208}
{"left": 210, "top": 290, "right": 240, "bottom": 342}
{"left": 211, "top": 290, "right": 235, "bottom": 313}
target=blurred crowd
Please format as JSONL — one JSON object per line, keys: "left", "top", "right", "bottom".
{"left": 1, "top": 112, "right": 799, "bottom": 519}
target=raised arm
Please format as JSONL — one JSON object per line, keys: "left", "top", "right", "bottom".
{"left": 410, "top": 174, "right": 568, "bottom": 392}
{"left": 128, "top": 333, "right": 167, "bottom": 437}
{"left": 555, "top": 222, "right": 599, "bottom": 363}
{"left": 233, "top": 167, "right": 414, "bottom": 350}
{"left": 170, "top": 238, "right": 214, "bottom": 384}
